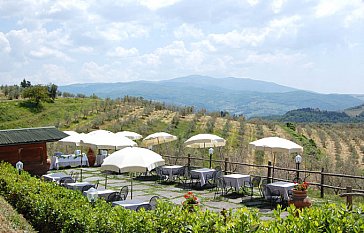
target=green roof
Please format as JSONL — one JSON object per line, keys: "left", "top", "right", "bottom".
{"left": 0, "top": 126, "right": 69, "bottom": 146}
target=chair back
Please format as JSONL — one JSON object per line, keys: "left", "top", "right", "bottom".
{"left": 119, "top": 186, "right": 128, "bottom": 200}
{"left": 82, "top": 184, "right": 95, "bottom": 192}
{"left": 106, "top": 192, "right": 121, "bottom": 202}
{"left": 214, "top": 166, "right": 221, "bottom": 172}
{"left": 59, "top": 177, "right": 75, "bottom": 186}
{"left": 260, "top": 178, "right": 268, "bottom": 198}
{"left": 149, "top": 196, "right": 159, "bottom": 210}
{"left": 136, "top": 203, "right": 152, "bottom": 211}
{"left": 251, "top": 176, "right": 261, "bottom": 187}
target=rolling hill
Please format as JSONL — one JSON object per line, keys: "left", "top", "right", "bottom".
{"left": 59, "top": 76, "right": 363, "bottom": 118}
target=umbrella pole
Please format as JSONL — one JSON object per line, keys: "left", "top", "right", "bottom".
{"left": 272, "top": 151, "right": 275, "bottom": 181}
{"left": 130, "top": 173, "right": 133, "bottom": 200}
{"left": 105, "top": 173, "right": 107, "bottom": 189}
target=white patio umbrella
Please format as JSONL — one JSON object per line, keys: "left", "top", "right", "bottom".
{"left": 184, "top": 134, "right": 226, "bottom": 148}
{"left": 81, "top": 132, "right": 137, "bottom": 150}
{"left": 58, "top": 132, "right": 87, "bottom": 147}
{"left": 115, "top": 131, "right": 143, "bottom": 140}
{"left": 142, "top": 132, "right": 178, "bottom": 147}
{"left": 101, "top": 147, "right": 165, "bottom": 198}
{"left": 248, "top": 137, "right": 303, "bottom": 154}
{"left": 63, "top": 130, "right": 79, "bottom": 137}
{"left": 249, "top": 136, "right": 303, "bottom": 178}
{"left": 184, "top": 134, "right": 226, "bottom": 168}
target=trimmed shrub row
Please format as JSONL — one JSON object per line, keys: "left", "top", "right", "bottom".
{"left": 0, "top": 162, "right": 363, "bottom": 233}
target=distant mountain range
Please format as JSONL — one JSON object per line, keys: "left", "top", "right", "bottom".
{"left": 59, "top": 75, "right": 363, "bottom": 118}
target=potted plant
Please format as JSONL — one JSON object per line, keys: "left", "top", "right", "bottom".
{"left": 182, "top": 191, "right": 199, "bottom": 212}
{"left": 290, "top": 180, "right": 311, "bottom": 209}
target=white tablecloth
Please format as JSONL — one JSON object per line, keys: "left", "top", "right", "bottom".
{"left": 50, "top": 154, "right": 89, "bottom": 170}
{"left": 64, "top": 182, "right": 94, "bottom": 191}
{"left": 95, "top": 154, "right": 108, "bottom": 166}
{"left": 41, "top": 173, "right": 72, "bottom": 182}
{"left": 160, "top": 165, "right": 183, "bottom": 181}
{"left": 265, "top": 181, "right": 295, "bottom": 201}
{"left": 83, "top": 189, "right": 117, "bottom": 200}
{"left": 222, "top": 174, "right": 250, "bottom": 191}
{"left": 190, "top": 168, "right": 216, "bottom": 187}
{"left": 112, "top": 200, "right": 149, "bottom": 210}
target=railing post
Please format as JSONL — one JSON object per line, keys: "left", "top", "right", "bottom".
{"left": 224, "top": 158, "right": 229, "bottom": 175}
{"left": 346, "top": 186, "right": 353, "bottom": 211}
{"left": 187, "top": 154, "right": 191, "bottom": 169}
{"left": 267, "top": 161, "right": 272, "bottom": 183}
{"left": 320, "top": 167, "right": 324, "bottom": 198}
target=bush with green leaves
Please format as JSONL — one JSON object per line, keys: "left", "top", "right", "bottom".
{"left": 0, "top": 162, "right": 363, "bottom": 233}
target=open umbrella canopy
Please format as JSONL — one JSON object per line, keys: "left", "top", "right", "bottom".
{"left": 58, "top": 132, "right": 87, "bottom": 147}
{"left": 184, "top": 134, "right": 226, "bottom": 148}
{"left": 142, "top": 132, "right": 177, "bottom": 147}
{"left": 101, "top": 147, "right": 165, "bottom": 173}
{"left": 87, "top": 130, "right": 112, "bottom": 136}
{"left": 115, "top": 131, "right": 142, "bottom": 140}
{"left": 63, "top": 130, "right": 79, "bottom": 137}
{"left": 81, "top": 131, "right": 137, "bottom": 150}
{"left": 249, "top": 136, "right": 303, "bottom": 154}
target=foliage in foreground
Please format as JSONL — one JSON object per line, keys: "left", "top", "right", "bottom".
{"left": 0, "top": 195, "right": 37, "bottom": 233}
{"left": 0, "top": 163, "right": 363, "bottom": 233}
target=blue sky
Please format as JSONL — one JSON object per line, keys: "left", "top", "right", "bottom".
{"left": 0, "top": 0, "right": 363, "bottom": 94}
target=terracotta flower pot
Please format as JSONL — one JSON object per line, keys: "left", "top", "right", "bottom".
{"left": 289, "top": 189, "right": 312, "bottom": 209}
{"left": 292, "top": 190, "right": 307, "bottom": 201}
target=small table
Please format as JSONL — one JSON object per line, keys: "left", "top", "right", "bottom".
{"left": 160, "top": 165, "right": 183, "bottom": 181}
{"left": 83, "top": 189, "right": 116, "bottom": 200}
{"left": 190, "top": 168, "right": 216, "bottom": 187}
{"left": 64, "top": 182, "right": 94, "bottom": 191}
{"left": 265, "top": 181, "right": 295, "bottom": 201}
{"left": 50, "top": 154, "right": 89, "bottom": 170}
{"left": 112, "top": 199, "right": 149, "bottom": 210}
{"left": 222, "top": 174, "right": 250, "bottom": 191}
{"left": 41, "top": 173, "right": 72, "bottom": 182}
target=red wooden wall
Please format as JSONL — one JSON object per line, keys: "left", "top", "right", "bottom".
{"left": 0, "top": 142, "right": 48, "bottom": 176}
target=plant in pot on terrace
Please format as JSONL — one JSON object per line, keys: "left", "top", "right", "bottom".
{"left": 182, "top": 191, "right": 199, "bottom": 211}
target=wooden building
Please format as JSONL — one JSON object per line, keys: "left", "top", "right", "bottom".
{"left": 0, "top": 126, "right": 68, "bottom": 176}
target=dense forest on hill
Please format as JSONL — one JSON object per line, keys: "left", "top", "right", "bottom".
{"left": 266, "top": 108, "right": 364, "bottom": 123}
{"left": 0, "top": 93, "right": 363, "bottom": 193}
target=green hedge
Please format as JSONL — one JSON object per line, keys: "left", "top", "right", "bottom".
{"left": 0, "top": 162, "right": 363, "bottom": 233}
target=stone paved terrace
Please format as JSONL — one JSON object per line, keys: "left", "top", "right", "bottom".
{"left": 47, "top": 167, "right": 293, "bottom": 219}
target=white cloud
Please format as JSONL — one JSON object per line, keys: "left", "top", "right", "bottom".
{"left": 344, "top": 4, "right": 364, "bottom": 26}
{"left": 0, "top": 32, "right": 11, "bottom": 53}
{"left": 107, "top": 47, "right": 139, "bottom": 58}
{"left": 246, "top": 0, "right": 259, "bottom": 7}
{"left": 30, "top": 46, "right": 72, "bottom": 61}
{"left": 40, "top": 64, "right": 73, "bottom": 84}
{"left": 95, "top": 22, "right": 148, "bottom": 41}
{"left": 314, "top": 0, "right": 360, "bottom": 18}
{"left": 137, "top": 0, "right": 182, "bottom": 10}
{"left": 209, "top": 15, "right": 301, "bottom": 47}
{"left": 271, "top": 0, "right": 287, "bottom": 14}
{"left": 244, "top": 51, "right": 305, "bottom": 64}
{"left": 48, "top": 0, "right": 90, "bottom": 14}
{"left": 174, "top": 23, "right": 204, "bottom": 39}
{"left": 0, "top": 0, "right": 363, "bottom": 93}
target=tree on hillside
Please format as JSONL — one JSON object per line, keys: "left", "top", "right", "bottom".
{"left": 20, "top": 79, "right": 31, "bottom": 88}
{"left": 47, "top": 83, "right": 58, "bottom": 101}
{"left": 22, "top": 85, "right": 49, "bottom": 106}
